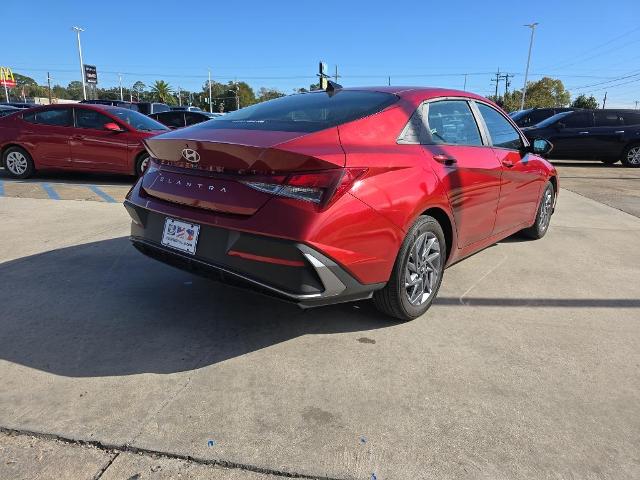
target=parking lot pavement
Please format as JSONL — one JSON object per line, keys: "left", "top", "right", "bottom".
{"left": 1, "top": 188, "right": 639, "bottom": 479}
{"left": 553, "top": 160, "right": 640, "bottom": 218}
{"left": 0, "top": 169, "right": 132, "bottom": 204}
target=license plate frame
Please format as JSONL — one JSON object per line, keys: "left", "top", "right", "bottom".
{"left": 161, "top": 217, "right": 200, "bottom": 255}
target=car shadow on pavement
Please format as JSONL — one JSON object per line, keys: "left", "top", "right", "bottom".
{"left": 0, "top": 237, "right": 394, "bottom": 378}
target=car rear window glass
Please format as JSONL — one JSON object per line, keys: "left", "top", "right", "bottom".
{"left": 194, "top": 90, "right": 398, "bottom": 133}
{"left": 158, "top": 112, "right": 185, "bottom": 128}
{"left": 477, "top": 103, "right": 522, "bottom": 150}
{"left": 621, "top": 112, "right": 640, "bottom": 126}
{"left": 594, "top": 111, "right": 623, "bottom": 127}
{"left": 23, "top": 108, "right": 72, "bottom": 127}
{"left": 426, "top": 100, "right": 482, "bottom": 146}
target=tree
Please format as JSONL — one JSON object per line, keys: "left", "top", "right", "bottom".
{"left": 500, "top": 77, "right": 571, "bottom": 112}
{"left": 257, "top": 87, "right": 285, "bottom": 103}
{"left": 150, "top": 80, "right": 175, "bottom": 104}
{"left": 66, "top": 81, "right": 84, "bottom": 100}
{"left": 571, "top": 94, "right": 598, "bottom": 109}
{"left": 132, "top": 81, "right": 146, "bottom": 101}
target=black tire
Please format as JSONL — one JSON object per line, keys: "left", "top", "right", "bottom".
{"left": 600, "top": 158, "right": 618, "bottom": 165}
{"left": 2, "top": 146, "right": 35, "bottom": 179}
{"left": 373, "top": 215, "right": 446, "bottom": 321}
{"left": 520, "top": 181, "right": 555, "bottom": 239}
{"left": 135, "top": 153, "right": 151, "bottom": 177}
{"left": 621, "top": 144, "right": 640, "bottom": 168}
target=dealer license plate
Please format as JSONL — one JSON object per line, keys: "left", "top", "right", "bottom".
{"left": 161, "top": 218, "right": 200, "bottom": 255}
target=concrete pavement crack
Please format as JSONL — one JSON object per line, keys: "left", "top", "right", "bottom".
{"left": 0, "top": 426, "right": 349, "bottom": 480}
{"left": 93, "top": 451, "right": 120, "bottom": 480}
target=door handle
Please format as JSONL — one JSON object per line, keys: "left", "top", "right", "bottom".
{"left": 502, "top": 160, "right": 514, "bottom": 168}
{"left": 71, "top": 134, "right": 84, "bottom": 140}
{"left": 578, "top": 131, "right": 589, "bottom": 134}
{"left": 433, "top": 154, "right": 457, "bottom": 166}
{"left": 615, "top": 130, "right": 625, "bottom": 134}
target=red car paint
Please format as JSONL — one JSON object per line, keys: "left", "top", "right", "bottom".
{"left": 125, "top": 87, "right": 557, "bottom": 305}
{"left": 0, "top": 103, "right": 167, "bottom": 175}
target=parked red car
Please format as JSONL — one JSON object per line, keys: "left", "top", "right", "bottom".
{"left": 0, "top": 103, "right": 168, "bottom": 178}
{"left": 125, "top": 87, "right": 558, "bottom": 320}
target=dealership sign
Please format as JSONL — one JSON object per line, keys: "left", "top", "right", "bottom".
{"left": 0, "top": 66, "right": 16, "bottom": 88}
{"left": 84, "top": 64, "right": 98, "bottom": 84}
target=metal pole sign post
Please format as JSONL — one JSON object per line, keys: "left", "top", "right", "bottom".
{"left": 0, "top": 66, "right": 16, "bottom": 102}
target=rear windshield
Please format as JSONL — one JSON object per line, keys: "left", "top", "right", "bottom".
{"left": 195, "top": 90, "right": 398, "bottom": 132}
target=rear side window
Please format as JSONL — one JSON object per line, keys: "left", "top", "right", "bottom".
{"left": 594, "top": 111, "right": 623, "bottom": 127}
{"left": 528, "top": 109, "right": 553, "bottom": 126}
{"left": 185, "top": 112, "right": 208, "bottom": 125}
{"left": 563, "top": 111, "right": 593, "bottom": 128}
{"left": 161, "top": 112, "right": 185, "bottom": 128}
{"left": 23, "top": 108, "right": 72, "bottom": 127}
{"left": 476, "top": 103, "right": 522, "bottom": 150}
{"left": 196, "top": 90, "right": 398, "bottom": 133}
{"left": 75, "top": 109, "right": 113, "bottom": 129}
{"left": 426, "top": 100, "right": 482, "bottom": 146}
{"left": 621, "top": 112, "right": 640, "bottom": 126}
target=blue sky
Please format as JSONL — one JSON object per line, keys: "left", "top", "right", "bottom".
{"left": 4, "top": 0, "right": 640, "bottom": 107}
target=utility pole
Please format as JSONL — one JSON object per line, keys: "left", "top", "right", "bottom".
{"left": 235, "top": 82, "right": 240, "bottom": 110}
{"left": 334, "top": 65, "right": 339, "bottom": 82}
{"left": 491, "top": 69, "right": 501, "bottom": 98}
{"left": 388, "top": 76, "right": 391, "bottom": 86}
{"left": 72, "top": 26, "right": 87, "bottom": 100}
{"left": 501, "top": 73, "right": 514, "bottom": 97}
{"left": 635, "top": 100, "right": 639, "bottom": 110}
{"left": 602, "top": 91, "right": 608, "bottom": 109}
{"left": 208, "top": 69, "right": 213, "bottom": 113}
{"left": 118, "top": 73, "right": 123, "bottom": 101}
{"left": 47, "top": 72, "right": 52, "bottom": 104}
{"left": 520, "top": 22, "right": 539, "bottom": 111}
{"left": 463, "top": 74, "right": 467, "bottom": 91}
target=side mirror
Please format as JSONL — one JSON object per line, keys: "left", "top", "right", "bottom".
{"left": 531, "top": 138, "right": 553, "bottom": 156}
{"left": 104, "top": 122, "right": 125, "bottom": 132}
{"left": 555, "top": 122, "right": 565, "bottom": 130}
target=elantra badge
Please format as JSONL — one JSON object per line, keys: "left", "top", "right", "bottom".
{"left": 181, "top": 148, "right": 200, "bottom": 164}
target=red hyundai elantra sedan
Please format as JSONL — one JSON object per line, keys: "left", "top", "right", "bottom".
{"left": 124, "top": 87, "right": 557, "bottom": 320}
{"left": 0, "top": 103, "right": 168, "bottom": 178}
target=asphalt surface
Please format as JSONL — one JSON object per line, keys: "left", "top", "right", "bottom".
{"left": 1, "top": 171, "right": 639, "bottom": 479}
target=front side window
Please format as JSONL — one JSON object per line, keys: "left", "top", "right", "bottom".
{"left": 75, "top": 109, "right": 113, "bottom": 130}
{"left": 563, "top": 111, "right": 593, "bottom": 128}
{"left": 476, "top": 103, "right": 522, "bottom": 150}
{"left": 426, "top": 100, "right": 482, "bottom": 146}
{"left": 621, "top": 112, "right": 640, "bottom": 126}
{"left": 109, "top": 108, "right": 168, "bottom": 132}
{"left": 23, "top": 108, "right": 72, "bottom": 127}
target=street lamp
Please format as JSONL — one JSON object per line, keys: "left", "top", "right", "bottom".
{"left": 72, "top": 26, "right": 87, "bottom": 100}
{"left": 520, "top": 22, "right": 538, "bottom": 111}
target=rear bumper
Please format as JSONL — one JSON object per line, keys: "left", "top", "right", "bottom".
{"left": 125, "top": 200, "right": 385, "bottom": 308}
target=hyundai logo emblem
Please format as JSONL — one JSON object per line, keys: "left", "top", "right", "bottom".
{"left": 181, "top": 148, "right": 200, "bottom": 163}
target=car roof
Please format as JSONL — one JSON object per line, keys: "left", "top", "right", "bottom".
{"left": 307, "top": 86, "right": 496, "bottom": 105}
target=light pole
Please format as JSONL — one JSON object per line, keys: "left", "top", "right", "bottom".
{"left": 520, "top": 22, "right": 538, "bottom": 111}
{"left": 72, "top": 26, "right": 87, "bottom": 100}
{"left": 118, "top": 73, "right": 123, "bottom": 101}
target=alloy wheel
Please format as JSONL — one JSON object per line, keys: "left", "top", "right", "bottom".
{"left": 405, "top": 232, "right": 441, "bottom": 306}
{"left": 627, "top": 146, "right": 640, "bottom": 165}
{"left": 5, "top": 151, "right": 28, "bottom": 175}
{"left": 538, "top": 187, "right": 554, "bottom": 232}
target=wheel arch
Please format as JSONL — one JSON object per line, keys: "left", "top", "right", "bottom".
{"left": 132, "top": 150, "right": 149, "bottom": 175}
{"left": 420, "top": 206, "right": 454, "bottom": 264}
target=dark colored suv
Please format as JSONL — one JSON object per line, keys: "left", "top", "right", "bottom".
{"left": 522, "top": 109, "right": 640, "bottom": 167}
{"left": 509, "top": 107, "right": 577, "bottom": 128}
{"left": 80, "top": 99, "right": 140, "bottom": 111}
{"left": 137, "top": 102, "right": 171, "bottom": 115}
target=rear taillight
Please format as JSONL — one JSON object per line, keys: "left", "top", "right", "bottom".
{"left": 240, "top": 168, "right": 367, "bottom": 208}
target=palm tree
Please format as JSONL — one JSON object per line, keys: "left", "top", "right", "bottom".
{"left": 150, "top": 80, "right": 173, "bottom": 104}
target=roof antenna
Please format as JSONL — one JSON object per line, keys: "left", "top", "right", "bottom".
{"left": 326, "top": 80, "right": 343, "bottom": 96}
